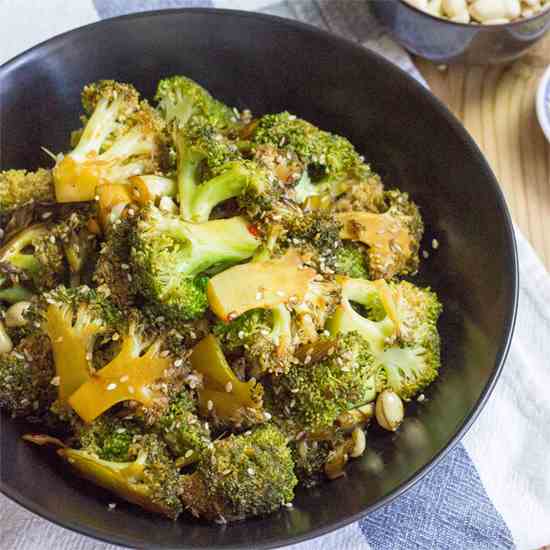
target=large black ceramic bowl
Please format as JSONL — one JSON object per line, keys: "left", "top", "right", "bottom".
{"left": 0, "top": 8, "right": 518, "bottom": 549}
{"left": 371, "top": 0, "right": 550, "bottom": 64}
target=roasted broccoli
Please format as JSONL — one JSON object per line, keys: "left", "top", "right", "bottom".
{"left": 130, "top": 205, "right": 260, "bottom": 321}
{"left": 337, "top": 190, "right": 423, "bottom": 279}
{"left": 0, "top": 169, "right": 55, "bottom": 213}
{"left": 246, "top": 112, "right": 384, "bottom": 207}
{"left": 6, "top": 75, "right": 443, "bottom": 525}
{"left": 0, "top": 334, "right": 55, "bottom": 419}
{"left": 59, "top": 432, "right": 183, "bottom": 518}
{"left": 214, "top": 304, "right": 293, "bottom": 377}
{"left": 271, "top": 333, "right": 378, "bottom": 434}
{"left": 53, "top": 80, "right": 165, "bottom": 202}
{"left": 180, "top": 424, "right": 297, "bottom": 522}
{"left": 328, "top": 278, "right": 442, "bottom": 400}
{"left": 378, "top": 280, "right": 442, "bottom": 400}
{"left": 173, "top": 121, "right": 280, "bottom": 222}
{"left": 334, "top": 242, "right": 370, "bottom": 279}
{"left": 0, "top": 224, "right": 66, "bottom": 298}
{"left": 154, "top": 388, "right": 211, "bottom": 461}
{"left": 155, "top": 75, "right": 238, "bottom": 130}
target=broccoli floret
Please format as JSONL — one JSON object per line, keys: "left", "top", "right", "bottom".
{"left": 155, "top": 75, "right": 238, "bottom": 131}
{"left": 0, "top": 224, "right": 66, "bottom": 297}
{"left": 51, "top": 209, "right": 100, "bottom": 287}
{"left": 378, "top": 281, "right": 442, "bottom": 400}
{"left": 180, "top": 424, "right": 297, "bottom": 522}
{"left": 93, "top": 216, "right": 136, "bottom": 308}
{"left": 272, "top": 333, "right": 378, "bottom": 434}
{"left": 0, "top": 169, "right": 55, "bottom": 213}
{"left": 53, "top": 80, "right": 165, "bottom": 202}
{"left": 247, "top": 112, "right": 383, "bottom": 205}
{"left": 334, "top": 242, "right": 370, "bottom": 279}
{"left": 75, "top": 414, "right": 143, "bottom": 462}
{"left": 326, "top": 277, "right": 396, "bottom": 355}
{"left": 58, "top": 432, "right": 183, "bottom": 518}
{"left": 173, "top": 121, "right": 279, "bottom": 222}
{"left": 155, "top": 389, "right": 211, "bottom": 461}
{"left": 327, "top": 278, "right": 442, "bottom": 400}
{"left": 0, "top": 334, "right": 55, "bottom": 419}
{"left": 337, "top": 190, "right": 423, "bottom": 279}
{"left": 130, "top": 205, "right": 260, "bottom": 322}
{"left": 214, "top": 304, "right": 293, "bottom": 377}
{"left": 332, "top": 171, "right": 386, "bottom": 213}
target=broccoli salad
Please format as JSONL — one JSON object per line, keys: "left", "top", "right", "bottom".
{"left": 0, "top": 76, "right": 442, "bottom": 523}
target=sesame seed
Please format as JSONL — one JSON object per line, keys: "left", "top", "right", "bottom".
{"left": 108, "top": 503, "right": 117, "bottom": 510}
{"left": 120, "top": 375, "right": 129, "bottom": 383}
{"left": 185, "top": 449, "right": 194, "bottom": 458}
{"left": 276, "top": 290, "right": 286, "bottom": 297}
{"left": 432, "top": 238, "right": 439, "bottom": 249}
{"left": 106, "top": 383, "right": 117, "bottom": 391}
{"left": 121, "top": 263, "right": 129, "bottom": 270}
{"left": 160, "top": 350, "right": 170, "bottom": 358}
{"left": 284, "top": 502, "right": 293, "bottom": 508}
{"left": 247, "top": 467, "right": 255, "bottom": 476}
{"left": 304, "top": 355, "right": 312, "bottom": 365}
{"left": 417, "top": 394, "right": 426, "bottom": 402}
{"left": 264, "top": 411, "right": 272, "bottom": 420}
{"left": 41, "top": 212, "right": 52, "bottom": 219}
{"left": 207, "top": 399, "right": 214, "bottom": 411}
{"left": 228, "top": 311, "right": 238, "bottom": 321}
{"left": 50, "top": 376, "right": 60, "bottom": 386}
{"left": 128, "top": 386, "right": 135, "bottom": 394}
{"left": 256, "top": 291, "right": 263, "bottom": 300}
{"left": 55, "top": 336, "right": 63, "bottom": 343}
{"left": 174, "top": 358, "right": 183, "bottom": 367}
{"left": 49, "top": 236, "right": 56, "bottom": 244}
{"left": 422, "top": 250, "right": 430, "bottom": 259}
{"left": 225, "top": 382, "right": 233, "bottom": 393}
{"left": 238, "top": 331, "right": 245, "bottom": 339}
{"left": 94, "top": 195, "right": 100, "bottom": 201}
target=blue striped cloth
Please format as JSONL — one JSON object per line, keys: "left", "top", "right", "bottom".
{"left": 1, "top": 2, "right": 549, "bottom": 549}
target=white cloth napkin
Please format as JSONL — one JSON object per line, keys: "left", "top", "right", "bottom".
{"left": 1, "top": 2, "right": 549, "bottom": 549}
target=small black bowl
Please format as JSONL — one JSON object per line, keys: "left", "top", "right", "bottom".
{"left": 371, "top": 0, "right": 550, "bottom": 64}
{"left": 0, "top": 8, "right": 518, "bottom": 549}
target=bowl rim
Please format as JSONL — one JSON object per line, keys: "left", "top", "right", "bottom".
{"left": 0, "top": 7, "right": 519, "bottom": 549}
{"left": 397, "top": 0, "right": 550, "bottom": 28}
{"left": 536, "top": 64, "right": 550, "bottom": 142}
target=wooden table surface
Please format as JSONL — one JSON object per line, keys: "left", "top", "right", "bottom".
{"left": 415, "top": 34, "right": 550, "bottom": 272}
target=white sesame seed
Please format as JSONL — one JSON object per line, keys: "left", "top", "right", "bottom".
{"left": 106, "top": 383, "right": 117, "bottom": 391}
{"left": 432, "top": 238, "right": 439, "bottom": 250}
{"left": 256, "top": 292, "right": 263, "bottom": 300}
{"left": 225, "top": 382, "right": 233, "bottom": 393}
{"left": 121, "top": 263, "right": 129, "bottom": 270}
{"left": 41, "top": 212, "right": 52, "bottom": 219}
{"left": 238, "top": 331, "right": 245, "bottom": 339}
{"left": 247, "top": 467, "right": 255, "bottom": 476}
{"left": 128, "top": 386, "right": 135, "bottom": 394}
{"left": 207, "top": 399, "right": 214, "bottom": 411}
{"left": 284, "top": 502, "right": 293, "bottom": 508}
{"left": 422, "top": 250, "right": 430, "bottom": 259}
{"left": 160, "top": 350, "right": 170, "bottom": 358}
{"left": 108, "top": 503, "right": 117, "bottom": 510}
{"left": 276, "top": 290, "right": 286, "bottom": 297}
{"left": 120, "top": 375, "right": 129, "bottom": 383}
{"left": 185, "top": 449, "right": 194, "bottom": 458}
{"left": 417, "top": 394, "right": 426, "bottom": 402}
{"left": 174, "top": 358, "right": 183, "bottom": 367}
{"left": 50, "top": 376, "right": 60, "bottom": 386}
{"left": 94, "top": 195, "right": 100, "bottom": 201}
{"left": 49, "top": 236, "right": 56, "bottom": 244}
{"left": 112, "top": 333, "right": 119, "bottom": 341}
{"left": 264, "top": 411, "right": 272, "bottom": 420}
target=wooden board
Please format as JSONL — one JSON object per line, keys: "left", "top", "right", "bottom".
{"left": 416, "top": 34, "right": 550, "bottom": 271}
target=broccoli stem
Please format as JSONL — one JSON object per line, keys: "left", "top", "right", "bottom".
{"left": 189, "top": 166, "right": 249, "bottom": 222}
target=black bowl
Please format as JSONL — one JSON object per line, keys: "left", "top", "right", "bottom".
{"left": 0, "top": 8, "right": 518, "bottom": 549}
{"left": 371, "top": 0, "right": 550, "bottom": 64}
